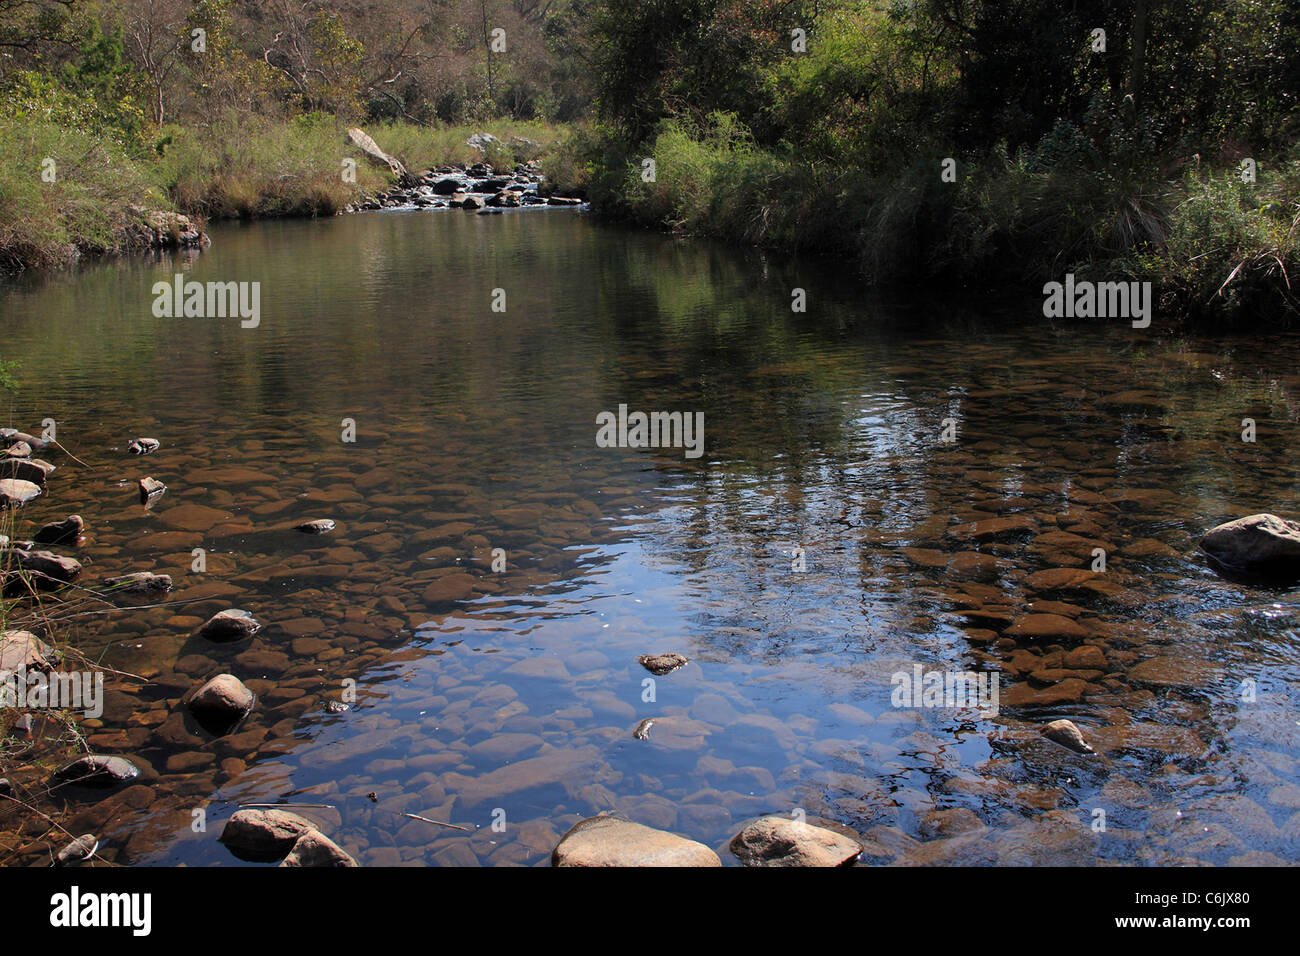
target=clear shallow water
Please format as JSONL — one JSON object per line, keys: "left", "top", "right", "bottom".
{"left": 1, "top": 208, "right": 1299, "bottom": 865}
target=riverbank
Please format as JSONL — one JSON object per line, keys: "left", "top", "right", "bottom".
{"left": 7, "top": 107, "right": 1297, "bottom": 327}
{"left": 580, "top": 116, "right": 1300, "bottom": 326}
{"left": 0, "top": 113, "right": 587, "bottom": 273}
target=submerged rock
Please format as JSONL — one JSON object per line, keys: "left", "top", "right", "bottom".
{"left": 185, "top": 673, "right": 255, "bottom": 733}
{"left": 730, "top": 816, "right": 863, "bottom": 867}
{"left": 552, "top": 816, "right": 721, "bottom": 867}
{"left": 54, "top": 834, "right": 99, "bottom": 865}
{"left": 102, "top": 571, "right": 172, "bottom": 593}
{"left": 54, "top": 755, "right": 140, "bottom": 788}
{"left": 1042, "top": 718, "right": 1095, "bottom": 754}
{"left": 638, "top": 653, "right": 689, "bottom": 676}
{"left": 0, "top": 478, "right": 41, "bottom": 508}
{"left": 33, "top": 515, "right": 84, "bottom": 545}
{"left": 279, "top": 829, "right": 358, "bottom": 867}
{"left": 294, "top": 519, "right": 336, "bottom": 535}
{"left": 220, "top": 808, "right": 316, "bottom": 861}
{"left": 1201, "top": 514, "right": 1300, "bottom": 576}
{"left": 196, "top": 608, "right": 261, "bottom": 643}
{"left": 127, "top": 438, "right": 160, "bottom": 456}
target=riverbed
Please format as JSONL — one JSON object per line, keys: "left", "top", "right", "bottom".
{"left": 2, "top": 208, "right": 1298, "bottom": 865}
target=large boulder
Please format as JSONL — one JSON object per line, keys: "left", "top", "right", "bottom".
{"left": 220, "top": 809, "right": 316, "bottom": 861}
{"left": 1200, "top": 514, "right": 1300, "bottom": 575}
{"left": 345, "top": 127, "right": 406, "bottom": 179}
{"left": 730, "top": 816, "right": 863, "bottom": 867}
{"left": 552, "top": 816, "right": 721, "bottom": 867}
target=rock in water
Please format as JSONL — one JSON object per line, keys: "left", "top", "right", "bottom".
{"left": 220, "top": 809, "right": 316, "bottom": 861}
{"left": 294, "top": 519, "right": 336, "bottom": 535}
{"left": 552, "top": 816, "right": 721, "bottom": 867}
{"left": 279, "top": 829, "right": 358, "bottom": 867}
{"left": 1201, "top": 514, "right": 1300, "bottom": 576}
{"left": 637, "top": 653, "right": 689, "bottom": 675}
{"left": 1042, "top": 718, "right": 1095, "bottom": 754}
{"left": 53, "top": 755, "right": 140, "bottom": 788}
{"left": 137, "top": 476, "right": 166, "bottom": 503}
{"left": 7, "top": 549, "right": 81, "bottom": 583}
{"left": 185, "top": 673, "right": 255, "bottom": 733}
{"left": 33, "top": 515, "right": 84, "bottom": 545}
{"left": 127, "top": 438, "right": 160, "bottom": 456}
{"left": 0, "top": 459, "right": 54, "bottom": 485}
{"left": 5, "top": 441, "right": 32, "bottom": 458}
{"left": 102, "top": 571, "right": 172, "bottom": 594}
{"left": 0, "top": 629, "right": 60, "bottom": 672}
{"left": 55, "top": 834, "right": 99, "bottom": 865}
{"left": 196, "top": 608, "right": 261, "bottom": 642}
{"left": 0, "top": 479, "right": 41, "bottom": 509}
{"left": 730, "top": 816, "right": 864, "bottom": 867}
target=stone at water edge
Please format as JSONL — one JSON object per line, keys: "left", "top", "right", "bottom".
{"left": 4, "top": 441, "right": 32, "bottom": 459}
{"left": 552, "top": 816, "right": 721, "bottom": 867}
{"left": 220, "top": 808, "right": 317, "bottom": 861}
{"left": 1200, "top": 513, "right": 1300, "bottom": 574}
{"left": 127, "top": 437, "right": 160, "bottom": 456}
{"left": 137, "top": 476, "right": 166, "bottom": 503}
{"left": 0, "top": 459, "right": 53, "bottom": 486}
{"left": 279, "top": 829, "right": 359, "bottom": 867}
{"left": 0, "top": 478, "right": 41, "bottom": 509}
{"left": 54, "top": 834, "right": 99, "bottom": 866}
{"left": 33, "top": 515, "right": 84, "bottom": 545}
{"left": 637, "top": 653, "right": 689, "bottom": 676}
{"left": 101, "top": 571, "right": 172, "bottom": 593}
{"left": 1042, "top": 719, "right": 1095, "bottom": 755}
{"left": 185, "top": 673, "right": 255, "bottom": 732}
{"left": 0, "top": 629, "right": 60, "bottom": 672}
{"left": 196, "top": 608, "right": 261, "bottom": 643}
{"left": 730, "top": 816, "right": 864, "bottom": 867}
{"left": 294, "top": 519, "right": 336, "bottom": 535}
{"left": 7, "top": 548, "right": 82, "bottom": 583}
{"left": 53, "top": 755, "right": 140, "bottom": 788}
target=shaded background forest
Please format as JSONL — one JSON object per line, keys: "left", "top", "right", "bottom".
{"left": 3, "top": 0, "right": 1300, "bottom": 320}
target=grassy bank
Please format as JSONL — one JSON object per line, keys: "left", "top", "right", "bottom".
{"left": 581, "top": 114, "right": 1300, "bottom": 325}
{"left": 0, "top": 109, "right": 588, "bottom": 272}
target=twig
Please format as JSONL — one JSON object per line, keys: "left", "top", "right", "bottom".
{"left": 403, "top": 812, "right": 470, "bottom": 832}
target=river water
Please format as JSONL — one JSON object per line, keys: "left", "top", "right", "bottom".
{"left": 1, "top": 208, "right": 1298, "bottom": 865}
